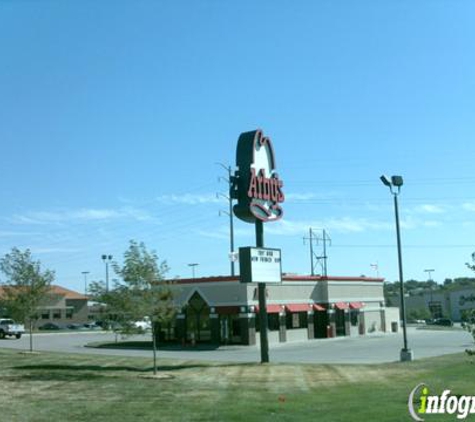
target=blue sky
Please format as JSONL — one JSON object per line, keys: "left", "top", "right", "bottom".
{"left": 2, "top": 1, "right": 475, "bottom": 292}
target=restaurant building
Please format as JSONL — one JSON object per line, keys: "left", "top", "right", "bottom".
{"left": 166, "top": 274, "right": 400, "bottom": 346}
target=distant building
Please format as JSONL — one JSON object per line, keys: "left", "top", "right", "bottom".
{"left": 163, "top": 274, "right": 400, "bottom": 346}
{"left": 389, "top": 287, "right": 475, "bottom": 321}
{"left": 0, "top": 285, "right": 88, "bottom": 326}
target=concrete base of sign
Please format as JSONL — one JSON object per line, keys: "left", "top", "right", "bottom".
{"left": 400, "top": 348, "right": 414, "bottom": 362}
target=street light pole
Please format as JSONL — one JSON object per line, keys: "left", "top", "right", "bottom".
{"left": 81, "top": 271, "right": 90, "bottom": 296}
{"left": 381, "top": 175, "right": 413, "bottom": 362}
{"left": 424, "top": 269, "right": 435, "bottom": 317}
{"left": 424, "top": 269, "right": 434, "bottom": 282}
{"left": 393, "top": 191, "right": 409, "bottom": 353}
{"left": 188, "top": 263, "right": 199, "bottom": 279}
{"left": 101, "top": 255, "right": 113, "bottom": 292}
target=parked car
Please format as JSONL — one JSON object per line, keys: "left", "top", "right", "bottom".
{"left": 66, "top": 323, "right": 83, "bottom": 330}
{"left": 433, "top": 318, "right": 454, "bottom": 327}
{"left": 0, "top": 318, "right": 25, "bottom": 339}
{"left": 134, "top": 317, "right": 151, "bottom": 331}
{"left": 39, "top": 322, "right": 61, "bottom": 330}
{"left": 407, "top": 319, "right": 426, "bottom": 325}
{"left": 83, "top": 322, "right": 101, "bottom": 330}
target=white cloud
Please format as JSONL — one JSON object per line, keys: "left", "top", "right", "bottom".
{"left": 0, "top": 230, "right": 40, "bottom": 238}
{"left": 421, "top": 220, "right": 442, "bottom": 228}
{"left": 265, "top": 217, "right": 391, "bottom": 237}
{"left": 156, "top": 193, "right": 223, "bottom": 205}
{"left": 399, "top": 216, "right": 442, "bottom": 230}
{"left": 11, "top": 207, "right": 155, "bottom": 225}
{"left": 285, "top": 193, "right": 319, "bottom": 201}
{"left": 157, "top": 191, "right": 334, "bottom": 205}
{"left": 194, "top": 228, "right": 229, "bottom": 241}
{"left": 32, "top": 247, "right": 82, "bottom": 254}
{"left": 414, "top": 204, "right": 446, "bottom": 214}
{"left": 463, "top": 202, "right": 475, "bottom": 212}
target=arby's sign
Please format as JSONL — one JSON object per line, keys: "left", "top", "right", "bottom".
{"left": 231, "top": 129, "right": 285, "bottom": 223}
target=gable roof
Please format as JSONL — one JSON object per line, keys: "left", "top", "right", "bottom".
{"left": 0, "top": 285, "right": 87, "bottom": 300}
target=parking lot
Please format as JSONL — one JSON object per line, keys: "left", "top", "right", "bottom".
{"left": 0, "top": 327, "right": 472, "bottom": 364}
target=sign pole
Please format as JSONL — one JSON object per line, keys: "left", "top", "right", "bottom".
{"left": 233, "top": 129, "right": 283, "bottom": 365}
{"left": 256, "top": 220, "right": 270, "bottom": 363}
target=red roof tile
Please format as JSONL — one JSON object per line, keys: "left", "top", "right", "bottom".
{"left": 0, "top": 285, "right": 87, "bottom": 300}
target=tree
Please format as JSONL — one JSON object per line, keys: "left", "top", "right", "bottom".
{"left": 467, "top": 252, "right": 475, "bottom": 273}
{"left": 87, "top": 281, "right": 137, "bottom": 339}
{"left": 90, "top": 241, "right": 175, "bottom": 374}
{"left": 462, "top": 309, "right": 475, "bottom": 356}
{"left": 407, "top": 307, "right": 431, "bottom": 322}
{"left": 443, "top": 278, "right": 453, "bottom": 286}
{"left": 0, "top": 247, "right": 55, "bottom": 352}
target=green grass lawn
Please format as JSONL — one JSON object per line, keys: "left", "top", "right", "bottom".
{"left": 0, "top": 348, "right": 473, "bottom": 422}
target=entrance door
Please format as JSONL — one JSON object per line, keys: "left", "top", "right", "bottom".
{"left": 314, "top": 311, "right": 329, "bottom": 338}
{"left": 219, "top": 314, "right": 242, "bottom": 344}
{"left": 335, "top": 309, "right": 346, "bottom": 336}
{"left": 185, "top": 292, "right": 211, "bottom": 342}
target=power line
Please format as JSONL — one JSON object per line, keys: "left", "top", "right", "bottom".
{"left": 332, "top": 244, "right": 475, "bottom": 249}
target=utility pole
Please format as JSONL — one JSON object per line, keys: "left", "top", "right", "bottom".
{"left": 321, "top": 229, "right": 330, "bottom": 277}
{"left": 216, "top": 162, "right": 236, "bottom": 276}
{"left": 309, "top": 229, "right": 314, "bottom": 276}
{"left": 303, "top": 228, "right": 315, "bottom": 275}
{"left": 303, "top": 228, "right": 331, "bottom": 276}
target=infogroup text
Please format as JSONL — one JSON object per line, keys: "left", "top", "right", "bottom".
{"left": 408, "top": 383, "right": 475, "bottom": 421}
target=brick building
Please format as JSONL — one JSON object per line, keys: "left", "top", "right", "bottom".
{"left": 163, "top": 274, "right": 399, "bottom": 346}
{"left": 0, "top": 285, "right": 88, "bottom": 326}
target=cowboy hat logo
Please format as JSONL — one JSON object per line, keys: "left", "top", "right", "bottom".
{"left": 232, "top": 129, "right": 285, "bottom": 223}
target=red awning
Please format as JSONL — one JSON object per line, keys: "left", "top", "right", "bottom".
{"left": 334, "top": 302, "right": 349, "bottom": 310}
{"left": 349, "top": 302, "right": 364, "bottom": 310}
{"left": 254, "top": 305, "right": 282, "bottom": 314}
{"left": 285, "top": 304, "right": 310, "bottom": 313}
{"left": 313, "top": 304, "right": 326, "bottom": 312}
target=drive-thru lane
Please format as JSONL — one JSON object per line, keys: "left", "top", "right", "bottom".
{"left": 0, "top": 328, "right": 471, "bottom": 364}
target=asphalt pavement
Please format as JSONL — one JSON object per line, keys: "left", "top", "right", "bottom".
{"left": 0, "top": 327, "right": 472, "bottom": 364}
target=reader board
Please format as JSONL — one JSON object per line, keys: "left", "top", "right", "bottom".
{"left": 239, "top": 247, "right": 282, "bottom": 283}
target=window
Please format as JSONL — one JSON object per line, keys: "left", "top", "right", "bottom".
{"left": 429, "top": 302, "right": 443, "bottom": 319}
{"left": 255, "top": 313, "right": 281, "bottom": 332}
{"left": 41, "top": 311, "right": 50, "bottom": 320}
{"left": 52, "top": 309, "right": 61, "bottom": 319}
{"left": 268, "top": 314, "right": 280, "bottom": 331}
{"left": 231, "top": 315, "right": 241, "bottom": 337}
{"left": 165, "top": 322, "right": 175, "bottom": 341}
{"left": 350, "top": 310, "right": 359, "bottom": 326}
{"left": 65, "top": 309, "right": 73, "bottom": 319}
{"left": 286, "top": 312, "right": 307, "bottom": 329}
